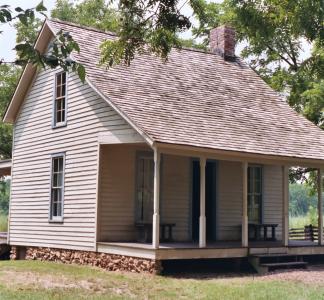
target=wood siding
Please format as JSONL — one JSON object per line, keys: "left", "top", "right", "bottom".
{"left": 217, "top": 161, "right": 243, "bottom": 241}
{"left": 263, "top": 165, "right": 283, "bottom": 239}
{"left": 98, "top": 151, "right": 191, "bottom": 242}
{"left": 217, "top": 162, "right": 283, "bottom": 241}
{"left": 9, "top": 68, "right": 140, "bottom": 251}
{"left": 161, "top": 155, "right": 191, "bottom": 241}
{"left": 98, "top": 144, "right": 150, "bottom": 242}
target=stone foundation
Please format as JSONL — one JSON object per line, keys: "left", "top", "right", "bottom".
{"left": 10, "top": 246, "right": 162, "bottom": 274}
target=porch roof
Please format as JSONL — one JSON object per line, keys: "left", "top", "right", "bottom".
{"left": 5, "top": 19, "right": 324, "bottom": 162}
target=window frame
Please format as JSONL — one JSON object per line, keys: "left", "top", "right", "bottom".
{"left": 134, "top": 151, "right": 154, "bottom": 224}
{"left": 247, "top": 165, "right": 263, "bottom": 224}
{"left": 52, "top": 71, "right": 68, "bottom": 128}
{"left": 49, "top": 152, "right": 66, "bottom": 223}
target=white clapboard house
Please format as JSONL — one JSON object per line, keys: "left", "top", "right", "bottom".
{"left": 3, "top": 19, "right": 324, "bottom": 273}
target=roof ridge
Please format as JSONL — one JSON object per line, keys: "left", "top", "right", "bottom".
{"left": 48, "top": 18, "right": 230, "bottom": 57}
{"left": 48, "top": 18, "right": 117, "bottom": 37}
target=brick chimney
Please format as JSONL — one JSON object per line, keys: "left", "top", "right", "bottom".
{"left": 210, "top": 25, "right": 236, "bottom": 61}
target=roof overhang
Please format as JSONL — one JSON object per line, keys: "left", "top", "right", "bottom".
{"left": 0, "top": 159, "right": 11, "bottom": 177}
{"left": 155, "top": 142, "right": 324, "bottom": 168}
{"left": 3, "top": 21, "right": 54, "bottom": 123}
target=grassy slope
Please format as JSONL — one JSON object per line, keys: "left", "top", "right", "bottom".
{"left": 0, "top": 261, "right": 324, "bottom": 300}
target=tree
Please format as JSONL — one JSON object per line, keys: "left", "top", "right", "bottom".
{"left": 0, "top": 179, "right": 10, "bottom": 215}
{"left": 0, "top": 65, "right": 20, "bottom": 159}
{"left": 289, "top": 183, "right": 317, "bottom": 217}
{"left": 51, "top": 0, "right": 120, "bottom": 32}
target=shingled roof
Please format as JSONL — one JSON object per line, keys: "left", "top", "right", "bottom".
{"left": 14, "top": 19, "right": 324, "bottom": 161}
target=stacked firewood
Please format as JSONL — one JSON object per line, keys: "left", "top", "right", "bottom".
{"left": 10, "top": 246, "right": 161, "bottom": 274}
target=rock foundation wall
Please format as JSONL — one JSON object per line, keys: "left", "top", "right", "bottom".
{"left": 10, "top": 246, "right": 161, "bottom": 274}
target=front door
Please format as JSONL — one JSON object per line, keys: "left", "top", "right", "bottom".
{"left": 192, "top": 160, "right": 217, "bottom": 241}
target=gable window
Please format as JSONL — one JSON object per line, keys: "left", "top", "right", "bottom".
{"left": 54, "top": 72, "right": 67, "bottom": 127}
{"left": 248, "top": 166, "right": 262, "bottom": 224}
{"left": 50, "top": 154, "right": 65, "bottom": 221}
{"left": 135, "top": 153, "right": 154, "bottom": 223}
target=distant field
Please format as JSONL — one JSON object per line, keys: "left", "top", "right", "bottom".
{"left": 290, "top": 215, "right": 310, "bottom": 229}
{"left": 1, "top": 261, "right": 324, "bottom": 300}
{"left": 0, "top": 214, "right": 7, "bottom": 232}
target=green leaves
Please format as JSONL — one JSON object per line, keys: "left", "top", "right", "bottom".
{"left": 77, "top": 65, "right": 86, "bottom": 83}
{"left": 35, "top": 1, "right": 47, "bottom": 13}
{"left": 99, "top": 0, "right": 192, "bottom": 68}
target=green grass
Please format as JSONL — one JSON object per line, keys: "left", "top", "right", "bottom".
{"left": 0, "top": 213, "right": 7, "bottom": 232}
{"left": 1, "top": 261, "right": 324, "bottom": 299}
{"left": 290, "top": 215, "right": 310, "bottom": 229}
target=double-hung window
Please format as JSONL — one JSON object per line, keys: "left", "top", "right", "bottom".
{"left": 54, "top": 72, "right": 67, "bottom": 127}
{"left": 50, "top": 154, "right": 65, "bottom": 221}
{"left": 135, "top": 153, "right": 154, "bottom": 223}
{"left": 248, "top": 166, "right": 262, "bottom": 224}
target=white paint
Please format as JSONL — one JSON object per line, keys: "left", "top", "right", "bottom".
{"left": 242, "top": 161, "right": 248, "bottom": 247}
{"left": 282, "top": 166, "right": 289, "bottom": 246}
{"left": 318, "top": 169, "right": 323, "bottom": 245}
{"left": 9, "top": 68, "right": 138, "bottom": 250}
{"left": 98, "top": 132, "right": 144, "bottom": 144}
{"left": 199, "top": 157, "right": 206, "bottom": 248}
{"left": 152, "top": 148, "right": 161, "bottom": 249}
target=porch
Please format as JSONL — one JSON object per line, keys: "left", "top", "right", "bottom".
{"left": 97, "top": 240, "right": 321, "bottom": 260}
{"left": 95, "top": 141, "right": 324, "bottom": 260}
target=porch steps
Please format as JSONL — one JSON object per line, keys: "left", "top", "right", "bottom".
{"left": 248, "top": 253, "right": 308, "bottom": 274}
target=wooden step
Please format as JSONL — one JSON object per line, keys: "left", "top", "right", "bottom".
{"left": 252, "top": 254, "right": 300, "bottom": 258}
{"left": 261, "top": 261, "right": 308, "bottom": 268}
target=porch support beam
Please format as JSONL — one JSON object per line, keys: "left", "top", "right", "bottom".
{"left": 242, "top": 162, "right": 248, "bottom": 247}
{"left": 318, "top": 169, "right": 323, "bottom": 245}
{"left": 199, "top": 157, "right": 206, "bottom": 248}
{"left": 152, "top": 148, "right": 161, "bottom": 249}
{"left": 282, "top": 166, "right": 289, "bottom": 247}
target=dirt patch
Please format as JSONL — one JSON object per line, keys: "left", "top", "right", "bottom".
{"left": 167, "top": 264, "right": 324, "bottom": 287}
{"left": 0, "top": 269, "right": 136, "bottom": 297}
{"left": 258, "top": 264, "right": 324, "bottom": 286}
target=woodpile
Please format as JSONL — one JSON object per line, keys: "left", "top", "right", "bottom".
{"left": 10, "top": 246, "right": 17, "bottom": 260}
{"left": 11, "top": 246, "right": 162, "bottom": 274}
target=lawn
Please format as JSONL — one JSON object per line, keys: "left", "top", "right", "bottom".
{"left": 1, "top": 261, "right": 324, "bottom": 299}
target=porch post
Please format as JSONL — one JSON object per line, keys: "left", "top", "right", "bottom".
{"left": 242, "top": 161, "right": 248, "bottom": 247}
{"left": 199, "top": 157, "right": 206, "bottom": 248}
{"left": 318, "top": 169, "right": 323, "bottom": 245}
{"left": 282, "top": 166, "right": 289, "bottom": 246}
{"left": 152, "top": 148, "right": 161, "bottom": 249}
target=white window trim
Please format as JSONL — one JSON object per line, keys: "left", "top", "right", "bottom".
{"left": 49, "top": 152, "right": 66, "bottom": 223}
{"left": 52, "top": 71, "right": 68, "bottom": 128}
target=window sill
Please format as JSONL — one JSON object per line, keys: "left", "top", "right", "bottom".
{"left": 52, "top": 122, "right": 67, "bottom": 129}
{"left": 49, "top": 219, "right": 64, "bottom": 224}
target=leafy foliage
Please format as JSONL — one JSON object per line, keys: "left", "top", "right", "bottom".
{"left": 289, "top": 183, "right": 317, "bottom": 217}
{"left": 0, "top": 65, "right": 20, "bottom": 159}
{"left": 51, "top": 0, "right": 120, "bottom": 32}
{"left": 0, "top": 179, "right": 10, "bottom": 215}
{"left": 99, "top": 0, "right": 192, "bottom": 67}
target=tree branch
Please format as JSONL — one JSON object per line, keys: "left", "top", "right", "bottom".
{"left": 267, "top": 44, "right": 295, "bottom": 69}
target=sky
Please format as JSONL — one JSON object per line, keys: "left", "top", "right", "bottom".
{"left": 0, "top": 0, "right": 57, "bottom": 62}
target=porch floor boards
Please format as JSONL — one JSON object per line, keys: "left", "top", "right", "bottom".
{"left": 96, "top": 239, "right": 322, "bottom": 260}
{"left": 99, "top": 240, "right": 317, "bottom": 250}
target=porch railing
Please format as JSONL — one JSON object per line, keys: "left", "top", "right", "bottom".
{"left": 289, "top": 225, "right": 319, "bottom": 241}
